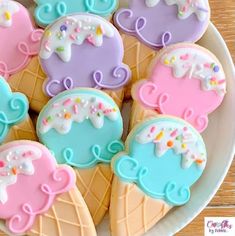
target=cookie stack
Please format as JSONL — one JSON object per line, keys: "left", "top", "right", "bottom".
{"left": 0, "top": 1, "right": 227, "bottom": 236}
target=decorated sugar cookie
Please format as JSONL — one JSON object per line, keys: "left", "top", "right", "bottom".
{"left": 110, "top": 116, "right": 207, "bottom": 236}
{"left": 133, "top": 43, "right": 226, "bottom": 132}
{"left": 37, "top": 88, "right": 124, "bottom": 225}
{"left": 0, "top": 77, "right": 29, "bottom": 143}
{"left": 0, "top": 0, "right": 43, "bottom": 78}
{"left": 0, "top": 141, "right": 96, "bottom": 236}
{"left": 34, "top": 0, "right": 118, "bottom": 28}
{"left": 39, "top": 13, "right": 131, "bottom": 97}
{"left": 114, "top": 0, "right": 210, "bottom": 49}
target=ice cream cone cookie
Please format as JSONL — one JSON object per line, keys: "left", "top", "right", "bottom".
{"left": 37, "top": 88, "right": 124, "bottom": 225}
{"left": 4, "top": 115, "right": 37, "bottom": 144}
{"left": 132, "top": 43, "right": 226, "bottom": 133}
{"left": 34, "top": 0, "right": 118, "bottom": 28}
{"left": 110, "top": 116, "right": 207, "bottom": 236}
{"left": 114, "top": 0, "right": 210, "bottom": 49}
{"left": 0, "top": 77, "right": 30, "bottom": 144}
{"left": 122, "top": 34, "right": 158, "bottom": 98}
{"left": 0, "top": 141, "right": 96, "bottom": 236}
{"left": 39, "top": 13, "right": 131, "bottom": 98}
{"left": 8, "top": 56, "right": 50, "bottom": 113}
{"left": 0, "top": 0, "right": 43, "bottom": 78}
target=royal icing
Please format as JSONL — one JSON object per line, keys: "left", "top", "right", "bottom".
{"left": 39, "top": 93, "right": 119, "bottom": 134}
{"left": 35, "top": 0, "right": 117, "bottom": 27}
{"left": 40, "top": 14, "right": 115, "bottom": 62}
{"left": 0, "top": 145, "right": 41, "bottom": 204}
{"left": 0, "top": 0, "right": 19, "bottom": 28}
{"left": 37, "top": 89, "right": 124, "bottom": 169}
{"left": 145, "top": 0, "right": 209, "bottom": 21}
{"left": 114, "top": 1, "right": 209, "bottom": 49}
{"left": 162, "top": 47, "right": 226, "bottom": 96}
{"left": 136, "top": 122, "right": 206, "bottom": 169}
{"left": 165, "top": 0, "right": 209, "bottom": 21}
{"left": 0, "top": 77, "right": 29, "bottom": 143}
{"left": 135, "top": 44, "right": 226, "bottom": 132}
{"left": 113, "top": 117, "right": 206, "bottom": 206}
{"left": 0, "top": 141, "right": 75, "bottom": 234}
{"left": 0, "top": 1, "right": 43, "bottom": 77}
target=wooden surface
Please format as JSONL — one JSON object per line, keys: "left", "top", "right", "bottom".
{"left": 177, "top": 1, "right": 235, "bottom": 235}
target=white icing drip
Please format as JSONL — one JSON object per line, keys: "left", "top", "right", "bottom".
{"left": 39, "top": 93, "right": 119, "bottom": 134}
{"left": 145, "top": 0, "right": 160, "bottom": 7}
{"left": 135, "top": 121, "right": 206, "bottom": 170}
{"left": 0, "top": 0, "right": 19, "bottom": 28}
{"left": 0, "top": 145, "right": 42, "bottom": 204}
{"left": 165, "top": 0, "right": 209, "bottom": 21}
{"left": 40, "top": 14, "right": 115, "bottom": 62}
{"left": 161, "top": 47, "right": 226, "bottom": 96}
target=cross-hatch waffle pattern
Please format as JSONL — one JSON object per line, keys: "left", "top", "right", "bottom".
{"left": 110, "top": 177, "right": 172, "bottom": 236}
{"left": 8, "top": 57, "right": 49, "bottom": 113}
{"left": 129, "top": 101, "right": 158, "bottom": 131}
{"left": 4, "top": 116, "right": 37, "bottom": 143}
{"left": 104, "top": 89, "right": 125, "bottom": 109}
{"left": 122, "top": 34, "right": 158, "bottom": 98}
{"left": 28, "top": 188, "right": 96, "bottom": 236}
{"left": 75, "top": 164, "right": 113, "bottom": 225}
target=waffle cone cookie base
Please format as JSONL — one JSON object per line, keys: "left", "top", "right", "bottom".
{"left": 27, "top": 187, "right": 97, "bottom": 236}
{"left": 75, "top": 164, "right": 113, "bottom": 226}
{"left": 0, "top": 188, "right": 97, "bottom": 236}
{"left": 8, "top": 57, "right": 50, "bottom": 113}
{"left": 122, "top": 34, "right": 158, "bottom": 98}
{"left": 110, "top": 177, "right": 172, "bottom": 236}
{"left": 130, "top": 101, "right": 158, "bottom": 131}
{"left": 4, "top": 115, "right": 37, "bottom": 143}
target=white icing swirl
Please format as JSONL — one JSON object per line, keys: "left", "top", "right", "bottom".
{"left": 0, "top": 145, "right": 42, "bottom": 204}
{"left": 40, "top": 14, "right": 115, "bottom": 62}
{"left": 0, "top": 0, "right": 19, "bottom": 28}
{"left": 135, "top": 121, "right": 206, "bottom": 170}
{"left": 39, "top": 92, "right": 119, "bottom": 134}
{"left": 145, "top": 0, "right": 209, "bottom": 21}
{"left": 161, "top": 47, "right": 226, "bottom": 96}
{"left": 165, "top": 0, "right": 209, "bottom": 21}
{"left": 145, "top": 0, "right": 160, "bottom": 7}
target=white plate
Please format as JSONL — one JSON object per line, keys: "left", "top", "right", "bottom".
{"left": 97, "top": 23, "right": 235, "bottom": 235}
{"left": 10, "top": 1, "right": 235, "bottom": 234}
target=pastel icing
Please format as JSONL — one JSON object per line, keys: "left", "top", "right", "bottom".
{"left": 35, "top": 0, "right": 118, "bottom": 27}
{"left": 0, "top": 0, "right": 43, "bottom": 78}
{"left": 113, "top": 117, "right": 207, "bottom": 206}
{"left": 40, "top": 15, "right": 115, "bottom": 62}
{"left": 114, "top": 0, "right": 210, "bottom": 49}
{"left": 146, "top": 0, "right": 208, "bottom": 21}
{"left": 0, "top": 77, "right": 29, "bottom": 143}
{"left": 135, "top": 44, "right": 226, "bottom": 132}
{"left": 37, "top": 88, "right": 124, "bottom": 169}
{"left": 0, "top": 141, "right": 75, "bottom": 234}
{"left": 39, "top": 13, "right": 130, "bottom": 97}
{"left": 0, "top": 0, "right": 19, "bottom": 27}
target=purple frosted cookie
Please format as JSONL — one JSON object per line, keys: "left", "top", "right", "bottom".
{"left": 39, "top": 13, "right": 131, "bottom": 97}
{"left": 114, "top": 0, "right": 210, "bottom": 49}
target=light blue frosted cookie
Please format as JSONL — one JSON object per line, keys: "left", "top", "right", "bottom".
{"left": 35, "top": 0, "right": 118, "bottom": 27}
{"left": 110, "top": 116, "right": 207, "bottom": 235}
{"left": 37, "top": 88, "right": 124, "bottom": 168}
{"left": 112, "top": 116, "right": 207, "bottom": 206}
{"left": 0, "top": 77, "right": 29, "bottom": 143}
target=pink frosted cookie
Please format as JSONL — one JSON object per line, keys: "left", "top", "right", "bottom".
{"left": 133, "top": 43, "right": 226, "bottom": 132}
{"left": 0, "top": 0, "right": 43, "bottom": 78}
{"left": 0, "top": 141, "right": 76, "bottom": 234}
